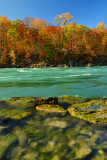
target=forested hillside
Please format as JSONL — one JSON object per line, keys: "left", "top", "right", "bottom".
{"left": 0, "top": 13, "right": 107, "bottom": 67}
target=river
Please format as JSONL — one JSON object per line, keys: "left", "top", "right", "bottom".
{"left": 0, "top": 66, "right": 107, "bottom": 100}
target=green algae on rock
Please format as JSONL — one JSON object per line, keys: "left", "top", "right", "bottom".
{"left": 36, "top": 104, "right": 67, "bottom": 116}
{"left": 9, "top": 97, "right": 58, "bottom": 105}
{"left": 9, "top": 97, "right": 36, "bottom": 106}
{"left": 59, "top": 96, "right": 86, "bottom": 105}
{"left": 0, "top": 96, "right": 107, "bottom": 124}
{"left": 67, "top": 99, "right": 107, "bottom": 124}
{"left": 0, "top": 97, "right": 35, "bottom": 120}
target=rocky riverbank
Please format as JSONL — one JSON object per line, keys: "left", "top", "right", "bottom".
{"left": 0, "top": 96, "right": 107, "bottom": 124}
{"left": 1, "top": 61, "right": 107, "bottom": 68}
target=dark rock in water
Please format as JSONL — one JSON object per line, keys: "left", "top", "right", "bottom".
{"left": 2, "top": 118, "right": 12, "bottom": 123}
{"left": 47, "top": 97, "right": 58, "bottom": 104}
{"left": 35, "top": 97, "right": 58, "bottom": 106}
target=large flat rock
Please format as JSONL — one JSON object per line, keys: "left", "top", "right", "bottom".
{"left": 36, "top": 104, "right": 67, "bottom": 116}
{"left": 67, "top": 99, "right": 107, "bottom": 124}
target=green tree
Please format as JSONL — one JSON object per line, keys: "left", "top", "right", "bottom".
{"left": 11, "top": 19, "right": 22, "bottom": 26}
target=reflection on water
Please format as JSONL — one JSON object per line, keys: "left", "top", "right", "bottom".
{"left": 0, "top": 66, "right": 107, "bottom": 100}
{"left": 0, "top": 112, "right": 107, "bottom": 160}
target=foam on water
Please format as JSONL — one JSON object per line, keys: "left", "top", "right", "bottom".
{"left": 69, "top": 75, "right": 80, "bottom": 77}
{"left": 55, "top": 77, "right": 60, "bottom": 78}
{"left": 50, "top": 67, "right": 58, "bottom": 69}
{"left": 18, "top": 69, "right": 32, "bottom": 73}
{"left": 0, "top": 77, "right": 7, "bottom": 79}
{"left": 75, "top": 95, "right": 79, "bottom": 97}
{"left": 33, "top": 68, "right": 39, "bottom": 70}
{"left": 83, "top": 74, "right": 92, "bottom": 76}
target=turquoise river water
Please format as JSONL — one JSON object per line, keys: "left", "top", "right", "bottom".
{"left": 0, "top": 66, "right": 107, "bottom": 100}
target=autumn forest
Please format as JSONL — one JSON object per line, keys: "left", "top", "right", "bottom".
{"left": 0, "top": 12, "right": 107, "bottom": 67}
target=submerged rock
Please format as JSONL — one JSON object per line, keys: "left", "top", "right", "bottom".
{"left": 48, "top": 120, "right": 67, "bottom": 128}
{"left": 75, "top": 144, "right": 92, "bottom": 159}
{"left": 0, "top": 96, "right": 107, "bottom": 160}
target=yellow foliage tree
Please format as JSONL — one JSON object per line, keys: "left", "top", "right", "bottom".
{"left": 102, "top": 33, "right": 107, "bottom": 53}
{"left": 9, "top": 50, "right": 16, "bottom": 65}
{"left": 54, "top": 12, "right": 73, "bottom": 26}
{"left": 31, "top": 18, "right": 47, "bottom": 31}
{"left": 96, "top": 22, "right": 106, "bottom": 31}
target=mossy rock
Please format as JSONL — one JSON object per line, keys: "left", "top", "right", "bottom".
{"left": 9, "top": 97, "right": 36, "bottom": 106}
{"left": 0, "top": 98, "right": 35, "bottom": 120}
{"left": 36, "top": 104, "right": 67, "bottom": 116}
{"left": 0, "top": 109, "right": 33, "bottom": 120}
{"left": 9, "top": 97, "right": 58, "bottom": 106}
{"left": 0, "top": 97, "right": 59, "bottom": 120}
{"left": 58, "top": 96, "right": 86, "bottom": 105}
{"left": 8, "top": 97, "right": 37, "bottom": 111}
{"left": 67, "top": 99, "right": 107, "bottom": 124}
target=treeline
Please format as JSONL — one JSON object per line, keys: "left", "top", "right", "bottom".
{"left": 0, "top": 13, "right": 107, "bottom": 67}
